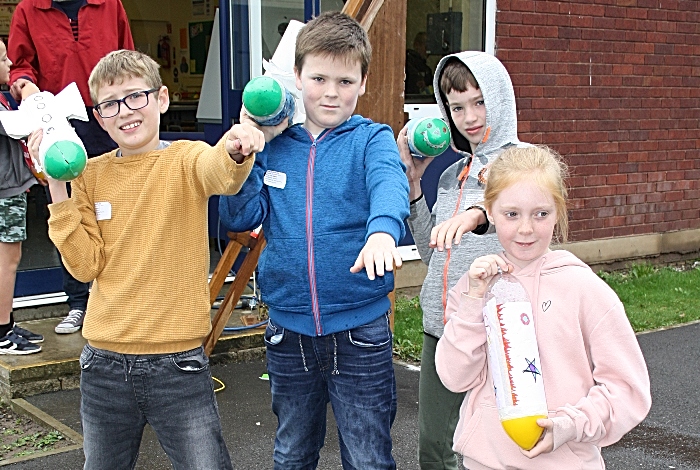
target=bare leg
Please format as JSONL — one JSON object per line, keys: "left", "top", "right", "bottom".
{"left": 0, "top": 241, "right": 21, "bottom": 324}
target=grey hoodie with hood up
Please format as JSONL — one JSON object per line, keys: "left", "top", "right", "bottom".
{"left": 408, "top": 51, "right": 521, "bottom": 338}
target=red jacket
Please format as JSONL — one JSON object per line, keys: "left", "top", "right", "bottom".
{"left": 8, "top": 0, "right": 134, "bottom": 105}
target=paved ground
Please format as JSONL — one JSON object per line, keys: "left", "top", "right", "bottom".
{"left": 5, "top": 322, "right": 700, "bottom": 469}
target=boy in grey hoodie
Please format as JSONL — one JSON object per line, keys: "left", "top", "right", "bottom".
{"left": 397, "top": 51, "right": 522, "bottom": 469}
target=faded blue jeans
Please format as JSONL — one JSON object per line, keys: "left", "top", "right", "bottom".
{"left": 79, "top": 345, "right": 233, "bottom": 470}
{"left": 265, "top": 312, "right": 397, "bottom": 470}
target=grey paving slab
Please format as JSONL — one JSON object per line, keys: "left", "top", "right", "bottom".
{"left": 6, "top": 322, "right": 700, "bottom": 469}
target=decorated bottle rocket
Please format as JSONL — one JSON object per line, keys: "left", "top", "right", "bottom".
{"left": 242, "top": 20, "right": 306, "bottom": 127}
{"left": 406, "top": 117, "right": 451, "bottom": 159}
{"left": 482, "top": 268, "right": 548, "bottom": 450}
{"left": 242, "top": 76, "right": 295, "bottom": 126}
{"left": 0, "top": 82, "right": 88, "bottom": 181}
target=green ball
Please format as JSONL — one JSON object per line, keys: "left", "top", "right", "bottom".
{"left": 44, "top": 141, "right": 87, "bottom": 181}
{"left": 407, "top": 117, "right": 451, "bottom": 158}
{"left": 242, "top": 76, "right": 285, "bottom": 119}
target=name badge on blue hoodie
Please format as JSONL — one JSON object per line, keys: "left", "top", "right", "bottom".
{"left": 264, "top": 170, "right": 287, "bottom": 189}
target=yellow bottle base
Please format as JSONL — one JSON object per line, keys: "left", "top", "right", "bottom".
{"left": 501, "top": 415, "right": 547, "bottom": 450}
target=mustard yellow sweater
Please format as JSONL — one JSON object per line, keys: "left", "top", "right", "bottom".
{"left": 48, "top": 137, "right": 254, "bottom": 354}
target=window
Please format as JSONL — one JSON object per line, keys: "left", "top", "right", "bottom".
{"left": 405, "top": 0, "right": 487, "bottom": 103}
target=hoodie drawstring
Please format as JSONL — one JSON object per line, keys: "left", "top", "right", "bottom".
{"left": 532, "top": 255, "right": 548, "bottom": 338}
{"left": 442, "top": 158, "right": 474, "bottom": 323}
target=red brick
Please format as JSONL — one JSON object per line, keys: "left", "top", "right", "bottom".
{"left": 645, "top": 212, "right": 665, "bottom": 223}
{"left": 665, "top": 191, "right": 684, "bottom": 202}
{"left": 614, "top": 205, "right": 636, "bottom": 216}
{"left": 625, "top": 214, "right": 646, "bottom": 225}
{"left": 510, "top": 0, "right": 536, "bottom": 12}
{"left": 596, "top": 186, "right": 617, "bottom": 197}
{"left": 592, "top": 228, "right": 615, "bottom": 239}
{"left": 682, "top": 209, "right": 700, "bottom": 219}
{"left": 607, "top": 174, "right": 628, "bottom": 185}
{"left": 646, "top": 192, "right": 665, "bottom": 203}
{"left": 633, "top": 224, "right": 654, "bottom": 235}
{"left": 664, "top": 211, "right": 681, "bottom": 222}
{"left": 613, "top": 225, "right": 637, "bottom": 237}
{"left": 616, "top": 184, "right": 638, "bottom": 195}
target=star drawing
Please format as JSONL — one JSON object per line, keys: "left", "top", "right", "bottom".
{"left": 523, "top": 358, "right": 541, "bottom": 382}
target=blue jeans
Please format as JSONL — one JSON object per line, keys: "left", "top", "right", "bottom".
{"left": 265, "top": 313, "right": 397, "bottom": 470}
{"left": 79, "top": 345, "right": 233, "bottom": 470}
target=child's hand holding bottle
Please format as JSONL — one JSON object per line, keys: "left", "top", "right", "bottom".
{"left": 467, "top": 254, "right": 511, "bottom": 298}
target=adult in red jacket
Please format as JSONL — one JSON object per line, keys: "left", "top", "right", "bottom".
{"left": 7, "top": 0, "right": 134, "bottom": 335}
{"left": 9, "top": 0, "right": 134, "bottom": 154}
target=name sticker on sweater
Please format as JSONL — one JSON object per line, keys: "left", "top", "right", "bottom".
{"left": 95, "top": 202, "right": 112, "bottom": 221}
{"left": 264, "top": 170, "right": 287, "bottom": 189}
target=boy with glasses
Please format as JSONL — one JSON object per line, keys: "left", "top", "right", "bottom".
{"left": 28, "top": 49, "right": 266, "bottom": 469}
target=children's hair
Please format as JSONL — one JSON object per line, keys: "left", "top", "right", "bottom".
{"left": 295, "top": 11, "right": 371, "bottom": 78}
{"left": 88, "top": 50, "right": 162, "bottom": 104}
{"left": 484, "top": 145, "right": 570, "bottom": 243}
{"left": 439, "top": 59, "right": 479, "bottom": 95}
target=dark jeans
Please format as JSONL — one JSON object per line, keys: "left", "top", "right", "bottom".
{"left": 265, "top": 313, "right": 397, "bottom": 470}
{"left": 79, "top": 345, "right": 233, "bottom": 470}
{"left": 44, "top": 184, "right": 89, "bottom": 311}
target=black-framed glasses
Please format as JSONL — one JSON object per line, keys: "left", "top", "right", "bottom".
{"left": 94, "top": 88, "right": 160, "bottom": 118}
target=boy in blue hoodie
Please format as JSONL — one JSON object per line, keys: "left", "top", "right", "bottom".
{"left": 219, "top": 11, "right": 409, "bottom": 469}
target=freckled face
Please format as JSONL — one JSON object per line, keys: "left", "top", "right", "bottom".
{"left": 490, "top": 179, "right": 557, "bottom": 269}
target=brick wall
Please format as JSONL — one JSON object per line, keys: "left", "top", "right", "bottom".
{"left": 494, "top": 0, "right": 700, "bottom": 242}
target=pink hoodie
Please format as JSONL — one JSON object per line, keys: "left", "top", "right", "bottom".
{"left": 435, "top": 250, "right": 651, "bottom": 470}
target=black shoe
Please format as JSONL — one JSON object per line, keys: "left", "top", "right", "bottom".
{"left": 0, "top": 331, "right": 41, "bottom": 355}
{"left": 13, "top": 324, "right": 44, "bottom": 344}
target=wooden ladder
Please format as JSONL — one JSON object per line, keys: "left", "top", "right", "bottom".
{"left": 203, "top": 230, "right": 267, "bottom": 356}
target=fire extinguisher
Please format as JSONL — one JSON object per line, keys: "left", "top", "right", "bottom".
{"left": 158, "top": 36, "right": 171, "bottom": 68}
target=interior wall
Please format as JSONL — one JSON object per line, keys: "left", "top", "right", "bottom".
{"left": 122, "top": 0, "right": 220, "bottom": 97}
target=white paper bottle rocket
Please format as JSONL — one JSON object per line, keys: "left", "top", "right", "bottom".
{"left": 242, "top": 19, "right": 306, "bottom": 127}
{"left": 482, "top": 270, "right": 548, "bottom": 450}
{"left": 0, "top": 82, "right": 88, "bottom": 181}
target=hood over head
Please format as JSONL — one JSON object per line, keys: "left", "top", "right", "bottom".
{"left": 433, "top": 51, "right": 519, "bottom": 158}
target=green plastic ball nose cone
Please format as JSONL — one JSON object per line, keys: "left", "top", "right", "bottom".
{"left": 408, "top": 117, "right": 451, "bottom": 158}
{"left": 242, "top": 76, "right": 285, "bottom": 119}
{"left": 44, "top": 141, "right": 87, "bottom": 181}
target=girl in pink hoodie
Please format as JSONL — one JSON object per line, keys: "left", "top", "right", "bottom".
{"left": 435, "top": 145, "right": 651, "bottom": 469}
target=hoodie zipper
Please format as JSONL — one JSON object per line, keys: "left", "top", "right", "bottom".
{"left": 304, "top": 128, "right": 334, "bottom": 336}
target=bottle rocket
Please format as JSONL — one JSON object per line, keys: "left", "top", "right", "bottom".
{"left": 406, "top": 117, "right": 451, "bottom": 158}
{"left": 0, "top": 82, "right": 88, "bottom": 181}
{"left": 242, "top": 76, "right": 295, "bottom": 126}
{"left": 482, "top": 269, "right": 548, "bottom": 450}
{"left": 242, "top": 19, "right": 305, "bottom": 127}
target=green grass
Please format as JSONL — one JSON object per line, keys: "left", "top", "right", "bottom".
{"left": 599, "top": 263, "right": 700, "bottom": 332}
{"left": 393, "top": 296, "right": 423, "bottom": 362}
{"left": 393, "top": 262, "right": 700, "bottom": 362}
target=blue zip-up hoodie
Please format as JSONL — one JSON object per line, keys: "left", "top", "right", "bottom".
{"left": 219, "top": 115, "right": 410, "bottom": 336}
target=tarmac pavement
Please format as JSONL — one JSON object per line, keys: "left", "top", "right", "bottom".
{"left": 5, "top": 322, "right": 700, "bottom": 469}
